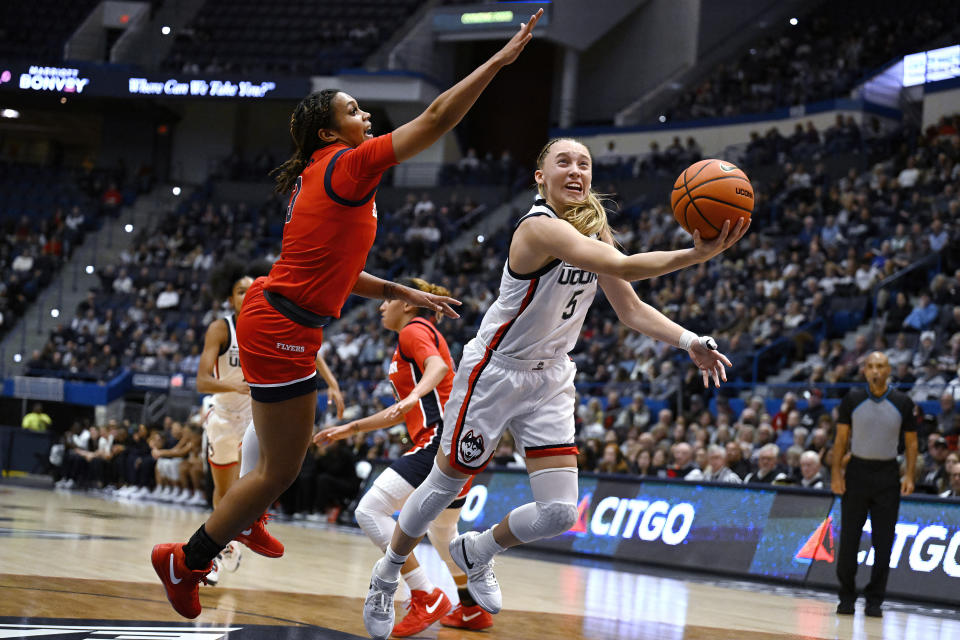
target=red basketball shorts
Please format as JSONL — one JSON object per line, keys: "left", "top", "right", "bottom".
{"left": 236, "top": 277, "right": 323, "bottom": 402}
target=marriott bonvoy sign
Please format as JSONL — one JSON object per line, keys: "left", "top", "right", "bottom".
{"left": 0, "top": 62, "right": 307, "bottom": 99}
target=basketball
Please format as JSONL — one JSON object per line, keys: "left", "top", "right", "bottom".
{"left": 670, "top": 159, "right": 754, "bottom": 240}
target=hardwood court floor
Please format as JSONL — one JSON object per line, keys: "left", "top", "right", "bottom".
{"left": 1, "top": 484, "right": 958, "bottom": 640}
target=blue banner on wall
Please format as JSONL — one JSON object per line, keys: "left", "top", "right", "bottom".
{"left": 362, "top": 464, "right": 960, "bottom": 605}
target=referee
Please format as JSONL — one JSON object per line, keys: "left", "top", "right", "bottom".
{"left": 832, "top": 351, "right": 917, "bottom": 618}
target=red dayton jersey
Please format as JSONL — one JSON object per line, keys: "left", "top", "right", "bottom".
{"left": 263, "top": 134, "right": 397, "bottom": 317}
{"left": 389, "top": 318, "right": 455, "bottom": 448}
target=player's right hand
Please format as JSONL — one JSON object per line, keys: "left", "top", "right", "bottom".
{"left": 831, "top": 475, "right": 845, "bottom": 496}
{"left": 235, "top": 382, "right": 251, "bottom": 395}
{"left": 493, "top": 8, "right": 542, "bottom": 67}
{"left": 313, "top": 424, "right": 355, "bottom": 446}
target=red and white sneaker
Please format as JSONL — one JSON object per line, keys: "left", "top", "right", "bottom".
{"left": 392, "top": 587, "right": 452, "bottom": 637}
{"left": 150, "top": 543, "right": 212, "bottom": 619}
{"left": 440, "top": 603, "right": 494, "bottom": 630}
{"left": 235, "top": 512, "right": 284, "bottom": 558}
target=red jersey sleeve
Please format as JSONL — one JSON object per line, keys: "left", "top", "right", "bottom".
{"left": 328, "top": 133, "right": 397, "bottom": 201}
{"left": 398, "top": 322, "right": 442, "bottom": 371}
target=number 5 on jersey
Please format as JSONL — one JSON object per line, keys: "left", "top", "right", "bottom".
{"left": 562, "top": 289, "right": 584, "bottom": 320}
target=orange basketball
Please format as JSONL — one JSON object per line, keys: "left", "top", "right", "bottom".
{"left": 670, "top": 159, "right": 754, "bottom": 240}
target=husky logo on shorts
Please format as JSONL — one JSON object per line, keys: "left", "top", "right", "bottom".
{"left": 459, "top": 429, "right": 485, "bottom": 463}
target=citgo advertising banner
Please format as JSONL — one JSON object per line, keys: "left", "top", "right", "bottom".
{"left": 362, "top": 465, "right": 960, "bottom": 605}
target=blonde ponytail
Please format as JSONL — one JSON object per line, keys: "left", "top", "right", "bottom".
{"left": 404, "top": 277, "right": 451, "bottom": 322}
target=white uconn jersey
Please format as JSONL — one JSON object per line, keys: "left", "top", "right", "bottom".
{"left": 212, "top": 314, "right": 250, "bottom": 419}
{"left": 477, "top": 200, "right": 597, "bottom": 360}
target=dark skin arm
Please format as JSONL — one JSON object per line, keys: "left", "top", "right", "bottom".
{"left": 902, "top": 431, "right": 917, "bottom": 495}
{"left": 831, "top": 423, "right": 850, "bottom": 495}
{"left": 195, "top": 319, "right": 249, "bottom": 395}
{"left": 352, "top": 271, "right": 461, "bottom": 319}
{"left": 390, "top": 10, "right": 542, "bottom": 163}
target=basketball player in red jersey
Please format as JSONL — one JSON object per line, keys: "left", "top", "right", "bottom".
{"left": 195, "top": 259, "right": 344, "bottom": 585}
{"left": 315, "top": 278, "right": 492, "bottom": 636}
{"left": 151, "top": 9, "right": 544, "bottom": 620}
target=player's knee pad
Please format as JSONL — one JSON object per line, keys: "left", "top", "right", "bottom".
{"left": 508, "top": 467, "right": 579, "bottom": 543}
{"left": 355, "top": 485, "right": 405, "bottom": 551}
{"left": 397, "top": 463, "right": 467, "bottom": 539}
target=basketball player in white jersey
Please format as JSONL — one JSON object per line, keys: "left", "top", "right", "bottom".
{"left": 198, "top": 260, "right": 345, "bottom": 584}
{"left": 362, "top": 137, "right": 749, "bottom": 638}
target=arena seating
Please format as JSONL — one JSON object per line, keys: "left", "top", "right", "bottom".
{"left": 28, "top": 110, "right": 960, "bottom": 498}
{"left": 162, "top": 0, "right": 425, "bottom": 75}
{"left": 662, "top": 0, "right": 960, "bottom": 123}
{"left": 0, "top": 0, "right": 100, "bottom": 61}
{"left": 0, "top": 161, "right": 132, "bottom": 341}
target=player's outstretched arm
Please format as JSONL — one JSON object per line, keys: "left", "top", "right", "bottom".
{"left": 599, "top": 274, "right": 731, "bottom": 388}
{"left": 390, "top": 9, "right": 542, "bottom": 163}
{"left": 313, "top": 409, "right": 404, "bottom": 447}
{"left": 519, "top": 216, "right": 747, "bottom": 282}
{"left": 352, "top": 271, "right": 461, "bottom": 318}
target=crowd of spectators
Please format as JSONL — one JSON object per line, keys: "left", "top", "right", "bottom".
{"left": 48, "top": 408, "right": 378, "bottom": 522}
{"left": 662, "top": 0, "right": 960, "bottom": 123}
{"left": 23, "top": 186, "right": 478, "bottom": 382}
{"left": 27, "top": 110, "right": 960, "bottom": 492}
{"left": 0, "top": 161, "right": 136, "bottom": 342}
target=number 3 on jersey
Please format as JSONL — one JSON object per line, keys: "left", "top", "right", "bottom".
{"left": 562, "top": 289, "right": 584, "bottom": 320}
{"left": 285, "top": 175, "right": 303, "bottom": 223}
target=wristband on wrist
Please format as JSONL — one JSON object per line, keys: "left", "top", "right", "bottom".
{"left": 678, "top": 330, "right": 697, "bottom": 351}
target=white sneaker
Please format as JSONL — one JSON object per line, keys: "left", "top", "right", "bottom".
{"left": 150, "top": 485, "right": 165, "bottom": 500}
{"left": 450, "top": 532, "right": 502, "bottom": 614}
{"left": 206, "top": 557, "right": 221, "bottom": 587}
{"left": 133, "top": 486, "right": 151, "bottom": 499}
{"left": 219, "top": 541, "right": 242, "bottom": 572}
{"left": 62, "top": 479, "right": 75, "bottom": 490}
{"left": 173, "top": 488, "right": 191, "bottom": 504}
{"left": 186, "top": 490, "right": 207, "bottom": 506}
{"left": 157, "top": 486, "right": 174, "bottom": 501}
{"left": 363, "top": 559, "right": 399, "bottom": 640}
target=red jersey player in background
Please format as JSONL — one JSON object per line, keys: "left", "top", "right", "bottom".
{"left": 315, "top": 278, "right": 493, "bottom": 636}
{"left": 151, "top": 9, "right": 544, "bottom": 620}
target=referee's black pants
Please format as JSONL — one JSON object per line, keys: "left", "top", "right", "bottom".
{"left": 836, "top": 456, "right": 901, "bottom": 606}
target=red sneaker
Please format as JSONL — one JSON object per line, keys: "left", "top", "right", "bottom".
{"left": 235, "top": 512, "right": 284, "bottom": 558}
{"left": 151, "top": 543, "right": 212, "bottom": 619}
{"left": 440, "top": 603, "right": 494, "bottom": 630}
{"left": 392, "top": 587, "right": 452, "bottom": 637}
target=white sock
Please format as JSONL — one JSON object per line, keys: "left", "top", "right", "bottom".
{"left": 239, "top": 421, "right": 258, "bottom": 477}
{"left": 401, "top": 566, "right": 434, "bottom": 593}
{"left": 377, "top": 546, "right": 408, "bottom": 583}
{"left": 474, "top": 529, "right": 505, "bottom": 564}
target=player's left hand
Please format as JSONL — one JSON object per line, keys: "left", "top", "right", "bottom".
{"left": 386, "top": 394, "right": 419, "bottom": 421}
{"left": 399, "top": 287, "right": 462, "bottom": 319}
{"left": 328, "top": 388, "right": 345, "bottom": 419}
{"left": 687, "top": 337, "right": 731, "bottom": 388}
{"left": 313, "top": 423, "right": 355, "bottom": 446}
{"left": 691, "top": 218, "right": 750, "bottom": 262}
{"left": 900, "top": 476, "right": 915, "bottom": 496}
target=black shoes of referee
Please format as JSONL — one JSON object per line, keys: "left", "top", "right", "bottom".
{"left": 836, "top": 601, "right": 882, "bottom": 617}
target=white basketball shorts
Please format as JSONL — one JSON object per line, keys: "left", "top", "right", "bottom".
{"left": 441, "top": 338, "right": 579, "bottom": 474}
{"left": 204, "top": 409, "right": 248, "bottom": 467}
